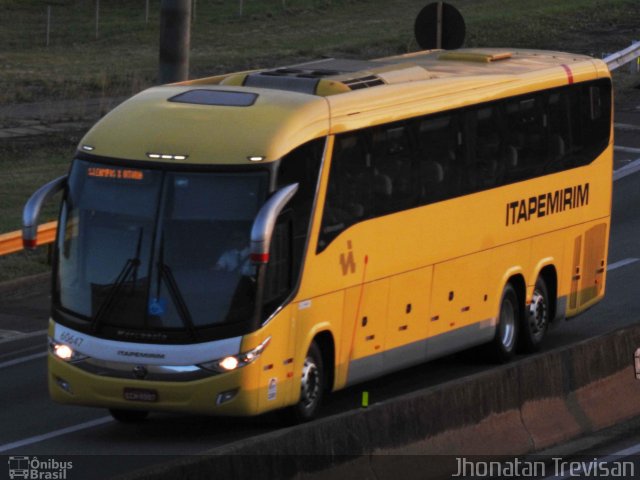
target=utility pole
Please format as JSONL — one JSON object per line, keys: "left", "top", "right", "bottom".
{"left": 158, "top": 0, "right": 191, "bottom": 84}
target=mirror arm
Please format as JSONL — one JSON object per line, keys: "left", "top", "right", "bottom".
{"left": 250, "top": 183, "right": 298, "bottom": 264}
{"left": 22, "top": 175, "right": 67, "bottom": 250}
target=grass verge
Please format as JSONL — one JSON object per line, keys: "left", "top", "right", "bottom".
{"left": 1, "top": 0, "right": 639, "bottom": 283}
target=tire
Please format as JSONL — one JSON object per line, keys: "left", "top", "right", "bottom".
{"left": 109, "top": 408, "right": 149, "bottom": 423}
{"left": 489, "top": 283, "right": 520, "bottom": 363}
{"left": 291, "top": 342, "right": 325, "bottom": 422}
{"left": 519, "top": 276, "right": 550, "bottom": 353}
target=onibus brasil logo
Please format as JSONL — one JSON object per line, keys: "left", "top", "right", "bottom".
{"left": 8, "top": 456, "right": 72, "bottom": 479}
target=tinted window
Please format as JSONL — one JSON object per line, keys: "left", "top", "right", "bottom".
{"left": 318, "top": 79, "right": 611, "bottom": 252}
{"left": 263, "top": 138, "right": 324, "bottom": 316}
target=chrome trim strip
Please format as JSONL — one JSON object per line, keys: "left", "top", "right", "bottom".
{"left": 345, "top": 320, "right": 496, "bottom": 386}
{"left": 52, "top": 323, "right": 242, "bottom": 366}
{"left": 73, "top": 357, "right": 216, "bottom": 382}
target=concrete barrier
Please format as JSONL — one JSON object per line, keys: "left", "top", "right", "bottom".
{"left": 117, "top": 323, "right": 640, "bottom": 480}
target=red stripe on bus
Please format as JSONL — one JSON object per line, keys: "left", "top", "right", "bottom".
{"left": 561, "top": 64, "right": 574, "bottom": 84}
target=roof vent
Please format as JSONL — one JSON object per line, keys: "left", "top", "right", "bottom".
{"left": 439, "top": 51, "right": 513, "bottom": 63}
{"left": 343, "top": 75, "right": 386, "bottom": 90}
{"left": 168, "top": 89, "right": 258, "bottom": 106}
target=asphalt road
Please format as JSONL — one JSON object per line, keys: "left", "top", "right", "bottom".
{"left": 1, "top": 118, "right": 640, "bottom": 479}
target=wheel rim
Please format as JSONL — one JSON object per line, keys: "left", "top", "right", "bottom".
{"left": 528, "top": 287, "right": 548, "bottom": 341}
{"left": 500, "top": 296, "right": 516, "bottom": 350}
{"left": 300, "top": 356, "right": 320, "bottom": 411}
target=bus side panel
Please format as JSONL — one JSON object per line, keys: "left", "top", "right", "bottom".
{"left": 428, "top": 250, "right": 497, "bottom": 356}
{"left": 249, "top": 305, "right": 295, "bottom": 413}
{"left": 528, "top": 230, "right": 564, "bottom": 300}
{"left": 564, "top": 220, "right": 609, "bottom": 317}
{"left": 382, "top": 267, "right": 432, "bottom": 373}
{"left": 341, "top": 278, "right": 389, "bottom": 384}
{"left": 580, "top": 222, "right": 608, "bottom": 305}
{"left": 384, "top": 267, "right": 431, "bottom": 352}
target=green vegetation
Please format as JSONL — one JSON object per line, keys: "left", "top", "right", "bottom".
{"left": 0, "top": 0, "right": 638, "bottom": 282}
{"left": 0, "top": 134, "right": 73, "bottom": 282}
{"left": 1, "top": 0, "right": 638, "bottom": 104}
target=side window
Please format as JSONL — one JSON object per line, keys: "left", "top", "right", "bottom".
{"left": 415, "top": 113, "right": 461, "bottom": 204}
{"left": 503, "top": 96, "right": 547, "bottom": 180}
{"left": 316, "top": 79, "right": 611, "bottom": 254}
{"left": 370, "top": 124, "right": 416, "bottom": 215}
{"left": 318, "top": 134, "right": 370, "bottom": 252}
{"left": 546, "top": 90, "right": 573, "bottom": 172}
{"left": 578, "top": 80, "right": 612, "bottom": 165}
{"left": 264, "top": 138, "right": 324, "bottom": 315}
{"left": 465, "top": 105, "right": 503, "bottom": 192}
{"left": 276, "top": 137, "right": 324, "bottom": 240}
{"left": 545, "top": 80, "right": 611, "bottom": 172}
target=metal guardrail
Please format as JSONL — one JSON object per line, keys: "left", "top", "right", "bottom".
{"left": 0, "top": 221, "right": 57, "bottom": 256}
{"left": 0, "top": 43, "right": 639, "bottom": 257}
{"left": 604, "top": 41, "right": 640, "bottom": 71}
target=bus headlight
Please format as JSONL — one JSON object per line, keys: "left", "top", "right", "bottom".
{"left": 48, "top": 338, "right": 89, "bottom": 363}
{"left": 199, "top": 336, "right": 271, "bottom": 373}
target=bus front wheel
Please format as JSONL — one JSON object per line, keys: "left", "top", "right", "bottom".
{"left": 291, "top": 341, "right": 325, "bottom": 422}
{"left": 520, "top": 277, "right": 549, "bottom": 353}
{"left": 490, "top": 283, "right": 520, "bottom": 362}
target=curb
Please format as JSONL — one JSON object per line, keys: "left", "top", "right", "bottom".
{"left": 115, "top": 322, "right": 640, "bottom": 480}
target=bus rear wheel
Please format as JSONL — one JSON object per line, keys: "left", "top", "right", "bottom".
{"left": 490, "top": 283, "right": 520, "bottom": 362}
{"left": 519, "top": 277, "right": 550, "bottom": 353}
{"left": 109, "top": 408, "right": 149, "bottom": 423}
{"left": 291, "top": 342, "right": 324, "bottom": 422}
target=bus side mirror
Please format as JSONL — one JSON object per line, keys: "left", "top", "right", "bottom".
{"left": 22, "top": 175, "right": 67, "bottom": 250}
{"left": 250, "top": 183, "right": 298, "bottom": 265}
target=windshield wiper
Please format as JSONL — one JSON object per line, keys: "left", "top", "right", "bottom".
{"left": 90, "top": 258, "right": 140, "bottom": 333}
{"left": 159, "top": 264, "right": 197, "bottom": 339}
{"left": 154, "top": 235, "right": 197, "bottom": 339}
{"left": 91, "top": 228, "right": 143, "bottom": 333}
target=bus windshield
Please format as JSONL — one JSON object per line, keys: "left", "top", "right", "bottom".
{"left": 55, "top": 159, "right": 269, "bottom": 340}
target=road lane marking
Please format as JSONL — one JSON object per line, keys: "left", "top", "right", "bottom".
{"left": 0, "top": 329, "right": 47, "bottom": 345}
{"left": 615, "top": 122, "right": 640, "bottom": 132}
{"left": 614, "top": 145, "right": 640, "bottom": 154}
{"left": 607, "top": 441, "right": 640, "bottom": 457}
{"left": 0, "top": 344, "right": 45, "bottom": 361}
{"left": 613, "top": 157, "right": 640, "bottom": 181}
{"left": 0, "top": 417, "right": 112, "bottom": 453}
{"left": 607, "top": 258, "right": 639, "bottom": 271}
{"left": 0, "top": 352, "right": 47, "bottom": 370}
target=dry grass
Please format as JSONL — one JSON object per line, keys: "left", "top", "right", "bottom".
{"left": 1, "top": 0, "right": 639, "bottom": 282}
{"left": 1, "top": 0, "right": 638, "bottom": 104}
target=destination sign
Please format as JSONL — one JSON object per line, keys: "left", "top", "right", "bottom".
{"left": 87, "top": 167, "right": 145, "bottom": 181}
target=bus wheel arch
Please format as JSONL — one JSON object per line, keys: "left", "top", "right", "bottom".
{"left": 289, "top": 330, "right": 335, "bottom": 422}
{"left": 520, "top": 267, "right": 556, "bottom": 353}
{"left": 538, "top": 265, "right": 558, "bottom": 322}
{"left": 490, "top": 275, "right": 526, "bottom": 362}
{"left": 312, "top": 330, "right": 335, "bottom": 393}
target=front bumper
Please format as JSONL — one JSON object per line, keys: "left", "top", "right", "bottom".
{"left": 48, "top": 353, "right": 259, "bottom": 416}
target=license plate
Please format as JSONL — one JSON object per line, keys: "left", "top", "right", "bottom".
{"left": 123, "top": 388, "right": 158, "bottom": 403}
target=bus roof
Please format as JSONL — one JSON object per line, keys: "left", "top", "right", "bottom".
{"left": 80, "top": 48, "right": 610, "bottom": 165}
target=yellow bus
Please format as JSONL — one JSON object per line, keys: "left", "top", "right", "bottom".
{"left": 24, "top": 45, "right": 612, "bottom": 422}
